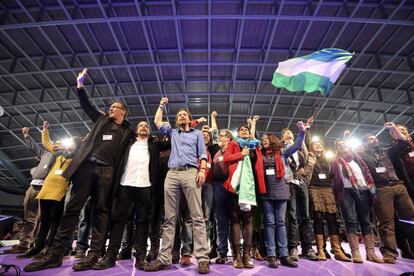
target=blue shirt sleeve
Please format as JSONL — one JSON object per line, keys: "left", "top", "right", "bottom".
{"left": 159, "top": 123, "right": 172, "bottom": 137}
{"left": 283, "top": 131, "right": 306, "bottom": 157}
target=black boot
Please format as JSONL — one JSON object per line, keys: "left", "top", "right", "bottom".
{"left": 24, "top": 252, "right": 63, "bottom": 272}
{"left": 280, "top": 256, "right": 298, "bottom": 268}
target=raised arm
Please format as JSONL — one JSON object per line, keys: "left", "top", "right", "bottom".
{"left": 211, "top": 111, "right": 218, "bottom": 131}
{"left": 155, "top": 97, "right": 168, "bottom": 129}
{"left": 41, "top": 121, "right": 54, "bottom": 152}
{"left": 76, "top": 68, "right": 102, "bottom": 123}
{"left": 283, "top": 121, "right": 307, "bottom": 157}
{"left": 22, "top": 127, "right": 45, "bottom": 158}
{"left": 249, "top": 115, "right": 259, "bottom": 138}
{"left": 384, "top": 122, "right": 408, "bottom": 141}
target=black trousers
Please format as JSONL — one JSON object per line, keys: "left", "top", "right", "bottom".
{"left": 106, "top": 185, "right": 151, "bottom": 259}
{"left": 51, "top": 161, "right": 113, "bottom": 257}
{"left": 36, "top": 199, "right": 65, "bottom": 249}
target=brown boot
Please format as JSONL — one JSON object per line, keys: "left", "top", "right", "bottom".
{"left": 242, "top": 244, "right": 254, "bottom": 269}
{"left": 363, "top": 234, "right": 384, "bottom": 263}
{"left": 330, "top": 235, "right": 351, "bottom": 262}
{"left": 232, "top": 244, "right": 243, "bottom": 269}
{"left": 347, "top": 233, "right": 363, "bottom": 263}
{"left": 315, "top": 235, "right": 327, "bottom": 261}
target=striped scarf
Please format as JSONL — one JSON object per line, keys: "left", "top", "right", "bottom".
{"left": 338, "top": 152, "right": 375, "bottom": 195}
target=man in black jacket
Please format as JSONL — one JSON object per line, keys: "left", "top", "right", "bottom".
{"left": 24, "top": 68, "right": 134, "bottom": 272}
{"left": 92, "top": 121, "right": 160, "bottom": 270}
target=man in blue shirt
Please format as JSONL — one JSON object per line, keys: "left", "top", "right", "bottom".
{"left": 145, "top": 97, "right": 210, "bottom": 274}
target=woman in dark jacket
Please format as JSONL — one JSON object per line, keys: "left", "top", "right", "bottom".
{"left": 260, "top": 120, "right": 306, "bottom": 268}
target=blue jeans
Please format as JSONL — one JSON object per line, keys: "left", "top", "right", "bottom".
{"left": 262, "top": 199, "right": 288, "bottom": 258}
{"left": 340, "top": 188, "right": 372, "bottom": 235}
{"left": 212, "top": 181, "right": 230, "bottom": 255}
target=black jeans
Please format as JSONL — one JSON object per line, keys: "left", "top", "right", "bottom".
{"left": 36, "top": 199, "right": 65, "bottom": 249}
{"left": 287, "top": 182, "right": 314, "bottom": 251}
{"left": 106, "top": 186, "right": 151, "bottom": 259}
{"left": 51, "top": 161, "right": 113, "bottom": 257}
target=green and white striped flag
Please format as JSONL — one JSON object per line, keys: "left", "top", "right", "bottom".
{"left": 272, "top": 48, "right": 353, "bottom": 96}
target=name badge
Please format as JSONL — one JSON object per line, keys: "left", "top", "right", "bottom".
{"left": 318, "top": 174, "right": 327, "bottom": 180}
{"left": 207, "top": 163, "right": 211, "bottom": 169}
{"left": 43, "top": 165, "right": 48, "bottom": 169}
{"left": 266, "top": 169, "right": 275, "bottom": 175}
{"left": 375, "top": 167, "right": 386, "bottom": 173}
{"left": 218, "top": 156, "right": 224, "bottom": 162}
{"left": 30, "top": 179, "right": 44, "bottom": 185}
{"left": 103, "top": 135, "right": 112, "bottom": 141}
{"left": 55, "top": 169, "right": 63, "bottom": 175}
{"left": 409, "top": 152, "right": 414, "bottom": 158}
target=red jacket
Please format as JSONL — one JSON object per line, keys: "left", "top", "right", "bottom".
{"left": 223, "top": 140, "right": 266, "bottom": 194}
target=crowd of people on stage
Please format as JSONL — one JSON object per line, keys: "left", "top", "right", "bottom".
{"left": 4, "top": 68, "right": 414, "bottom": 274}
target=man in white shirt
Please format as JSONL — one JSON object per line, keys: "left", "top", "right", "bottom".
{"left": 93, "top": 121, "right": 160, "bottom": 270}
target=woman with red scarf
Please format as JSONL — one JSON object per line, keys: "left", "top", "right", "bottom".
{"left": 330, "top": 139, "right": 383, "bottom": 263}
{"left": 260, "top": 121, "right": 306, "bottom": 268}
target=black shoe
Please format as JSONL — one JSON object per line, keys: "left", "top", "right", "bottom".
{"left": 117, "top": 250, "right": 132, "bottom": 260}
{"left": 17, "top": 247, "right": 43, "bottom": 258}
{"left": 198, "top": 261, "right": 210, "bottom": 274}
{"left": 208, "top": 249, "right": 218, "bottom": 259}
{"left": 93, "top": 255, "right": 116, "bottom": 270}
{"left": 215, "top": 253, "right": 227, "bottom": 264}
{"left": 172, "top": 251, "right": 180, "bottom": 264}
{"left": 302, "top": 249, "right": 319, "bottom": 261}
{"left": 24, "top": 252, "right": 63, "bottom": 272}
{"left": 268, "top": 256, "right": 278, "bottom": 268}
{"left": 72, "top": 254, "right": 99, "bottom": 271}
{"left": 135, "top": 257, "right": 146, "bottom": 270}
{"left": 144, "top": 259, "right": 169, "bottom": 272}
{"left": 145, "top": 248, "right": 159, "bottom": 263}
{"left": 280, "top": 256, "right": 298, "bottom": 268}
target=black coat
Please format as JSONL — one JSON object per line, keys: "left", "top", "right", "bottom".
{"left": 388, "top": 139, "right": 414, "bottom": 199}
{"left": 62, "top": 88, "right": 134, "bottom": 185}
{"left": 113, "top": 136, "right": 161, "bottom": 198}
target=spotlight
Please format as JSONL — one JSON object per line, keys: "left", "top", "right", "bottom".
{"left": 325, "top": 150, "right": 335, "bottom": 159}
{"left": 348, "top": 137, "right": 361, "bottom": 150}
{"left": 0, "top": 105, "right": 4, "bottom": 117}
{"left": 62, "top": 138, "right": 74, "bottom": 148}
{"left": 311, "top": 136, "right": 320, "bottom": 143}
{"left": 232, "top": 130, "right": 238, "bottom": 137}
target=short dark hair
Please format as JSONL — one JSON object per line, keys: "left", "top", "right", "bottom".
{"left": 237, "top": 123, "right": 250, "bottom": 133}
{"left": 113, "top": 100, "right": 128, "bottom": 117}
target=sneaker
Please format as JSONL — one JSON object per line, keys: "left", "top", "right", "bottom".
{"left": 180, "top": 255, "right": 192, "bottom": 266}
{"left": 92, "top": 255, "right": 116, "bottom": 270}
{"left": 144, "top": 259, "right": 169, "bottom": 272}
{"left": 72, "top": 254, "right": 99, "bottom": 271}
{"left": 198, "top": 261, "right": 210, "bottom": 274}
{"left": 289, "top": 248, "right": 299, "bottom": 261}
{"left": 215, "top": 253, "right": 227, "bottom": 264}
{"left": 280, "top": 256, "right": 298, "bottom": 268}
{"left": 268, "top": 256, "right": 278, "bottom": 268}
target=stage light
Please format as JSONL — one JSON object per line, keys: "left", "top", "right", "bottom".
{"left": 232, "top": 130, "right": 238, "bottom": 137}
{"left": 325, "top": 150, "right": 335, "bottom": 159}
{"left": 348, "top": 137, "right": 361, "bottom": 150}
{"left": 0, "top": 106, "right": 4, "bottom": 117}
{"left": 311, "top": 136, "right": 320, "bottom": 142}
{"left": 62, "top": 138, "right": 74, "bottom": 148}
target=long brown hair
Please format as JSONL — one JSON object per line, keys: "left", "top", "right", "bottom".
{"left": 263, "top": 133, "right": 284, "bottom": 153}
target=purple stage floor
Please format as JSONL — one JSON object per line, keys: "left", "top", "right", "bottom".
{"left": 1, "top": 243, "right": 413, "bottom": 276}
